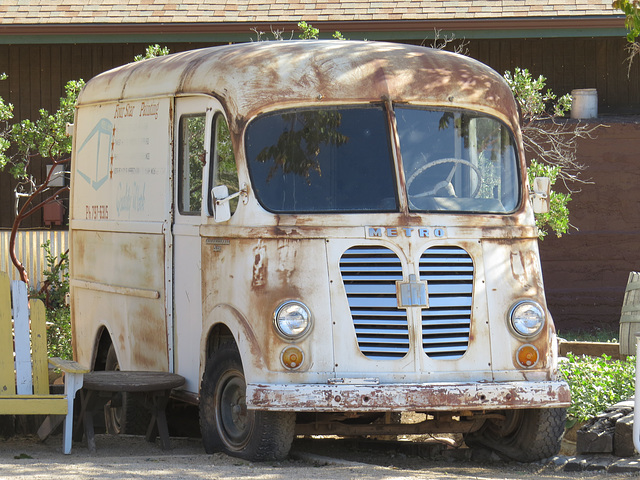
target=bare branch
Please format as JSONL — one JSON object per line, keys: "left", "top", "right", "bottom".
{"left": 521, "top": 119, "right": 603, "bottom": 190}
{"left": 425, "top": 29, "right": 470, "bottom": 56}
{"left": 625, "top": 41, "right": 640, "bottom": 76}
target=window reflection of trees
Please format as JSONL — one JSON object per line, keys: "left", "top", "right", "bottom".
{"left": 255, "top": 110, "right": 348, "bottom": 183}
{"left": 213, "top": 117, "right": 239, "bottom": 214}
{"left": 180, "top": 115, "right": 205, "bottom": 214}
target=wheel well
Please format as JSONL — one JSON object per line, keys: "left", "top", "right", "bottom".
{"left": 93, "top": 327, "right": 113, "bottom": 371}
{"left": 205, "top": 323, "right": 236, "bottom": 360}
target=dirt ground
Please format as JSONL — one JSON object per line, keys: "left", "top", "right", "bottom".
{"left": 0, "top": 433, "right": 636, "bottom": 480}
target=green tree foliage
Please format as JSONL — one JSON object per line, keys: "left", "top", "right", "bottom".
{"left": 134, "top": 44, "right": 171, "bottom": 62}
{"left": 3, "top": 79, "right": 84, "bottom": 180}
{"left": 613, "top": 0, "right": 640, "bottom": 42}
{"left": 297, "top": 21, "right": 320, "bottom": 40}
{"left": 0, "top": 76, "right": 84, "bottom": 284}
{"left": 527, "top": 160, "right": 571, "bottom": 238}
{"left": 613, "top": 0, "right": 640, "bottom": 69}
{"left": 298, "top": 21, "right": 345, "bottom": 41}
{"left": 504, "top": 68, "right": 572, "bottom": 119}
{"left": 0, "top": 73, "right": 13, "bottom": 170}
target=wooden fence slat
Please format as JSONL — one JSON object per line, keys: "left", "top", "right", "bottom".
{"left": 0, "top": 272, "right": 15, "bottom": 395}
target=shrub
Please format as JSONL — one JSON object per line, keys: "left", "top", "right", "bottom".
{"left": 558, "top": 353, "right": 636, "bottom": 422}
{"left": 32, "top": 241, "right": 72, "bottom": 360}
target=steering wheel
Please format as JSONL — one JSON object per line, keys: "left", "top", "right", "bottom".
{"left": 406, "top": 158, "right": 483, "bottom": 199}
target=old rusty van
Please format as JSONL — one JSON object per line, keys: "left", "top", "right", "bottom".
{"left": 69, "top": 40, "right": 569, "bottom": 461}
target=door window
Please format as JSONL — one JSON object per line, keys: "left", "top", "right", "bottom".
{"left": 178, "top": 114, "right": 206, "bottom": 215}
{"left": 209, "top": 114, "right": 239, "bottom": 216}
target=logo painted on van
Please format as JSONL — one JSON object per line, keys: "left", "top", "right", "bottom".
{"left": 366, "top": 226, "right": 447, "bottom": 239}
{"left": 77, "top": 118, "right": 113, "bottom": 191}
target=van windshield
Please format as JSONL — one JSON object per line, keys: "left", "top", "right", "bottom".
{"left": 397, "top": 107, "right": 520, "bottom": 213}
{"left": 245, "top": 105, "right": 520, "bottom": 214}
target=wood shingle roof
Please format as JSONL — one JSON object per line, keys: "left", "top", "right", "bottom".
{"left": 0, "top": 0, "right": 620, "bottom": 25}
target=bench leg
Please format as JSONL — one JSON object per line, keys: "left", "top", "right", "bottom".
{"left": 62, "top": 372, "right": 84, "bottom": 454}
{"left": 77, "top": 389, "right": 99, "bottom": 453}
{"left": 144, "top": 392, "right": 172, "bottom": 450}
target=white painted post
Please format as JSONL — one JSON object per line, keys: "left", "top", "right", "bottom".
{"left": 11, "top": 280, "right": 32, "bottom": 395}
{"left": 61, "top": 371, "right": 84, "bottom": 454}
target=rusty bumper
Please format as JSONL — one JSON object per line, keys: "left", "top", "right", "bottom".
{"left": 246, "top": 380, "right": 570, "bottom": 412}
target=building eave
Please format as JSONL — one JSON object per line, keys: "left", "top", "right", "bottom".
{"left": 0, "top": 16, "right": 627, "bottom": 44}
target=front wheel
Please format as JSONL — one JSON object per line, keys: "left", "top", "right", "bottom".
{"left": 464, "top": 408, "right": 566, "bottom": 462}
{"left": 199, "top": 343, "right": 295, "bottom": 461}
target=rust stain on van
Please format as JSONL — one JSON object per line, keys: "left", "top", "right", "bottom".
{"left": 130, "top": 303, "right": 169, "bottom": 370}
{"left": 252, "top": 241, "right": 268, "bottom": 288}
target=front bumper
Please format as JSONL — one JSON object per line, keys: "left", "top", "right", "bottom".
{"left": 247, "top": 380, "right": 570, "bottom": 412}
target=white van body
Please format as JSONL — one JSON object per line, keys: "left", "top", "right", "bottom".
{"left": 70, "top": 41, "right": 569, "bottom": 461}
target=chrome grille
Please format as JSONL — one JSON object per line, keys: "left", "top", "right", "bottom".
{"left": 419, "top": 246, "right": 473, "bottom": 359}
{"left": 339, "top": 246, "right": 409, "bottom": 359}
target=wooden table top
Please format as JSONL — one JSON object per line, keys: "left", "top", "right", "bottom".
{"left": 82, "top": 371, "right": 185, "bottom": 392}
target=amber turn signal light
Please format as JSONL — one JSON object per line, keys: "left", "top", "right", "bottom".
{"left": 281, "top": 346, "right": 304, "bottom": 370}
{"left": 516, "top": 344, "right": 539, "bottom": 368}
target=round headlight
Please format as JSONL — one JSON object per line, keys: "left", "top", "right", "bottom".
{"left": 274, "top": 301, "right": 311, "bottom": 339}
{"left": 510, "top": 300, "right": 545, "bottom": 337}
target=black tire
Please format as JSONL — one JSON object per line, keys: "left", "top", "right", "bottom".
{"left": 104, "top": 344, "right": 150, "bottom": 435}
{"left": 464, "top": 408, "right": 566, "bottom": 462}
{"left": 199, "top": 343, "right": 295, "bottom": 461}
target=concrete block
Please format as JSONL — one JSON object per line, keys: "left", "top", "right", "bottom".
{"left": 614, "top": 413, "right": 636, "bottom": 458}
{"left": 564, "top": 456, "right": 588, "bottom": 472}
{"left": 609, "top": 458, "right": 640, "bottom": 473}
{"left": 585, "top": 456, "right": 611, "bottom": 471}
{"left": 576, "top": 430, "right": 613, "bottom": 454}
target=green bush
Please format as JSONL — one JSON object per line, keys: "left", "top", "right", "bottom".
{"left": 558, "top": 353, "right": 636, "bottom": 422}
{"left": 32, "top": 241, "right": 72, "bottom": 360}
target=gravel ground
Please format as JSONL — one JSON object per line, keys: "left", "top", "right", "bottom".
{"left": 0, "top": 434, "right": 638, "bottom": 480}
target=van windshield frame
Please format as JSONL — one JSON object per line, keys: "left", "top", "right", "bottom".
{"left": 244, "top": 104, "right": 521, "bottom": 215}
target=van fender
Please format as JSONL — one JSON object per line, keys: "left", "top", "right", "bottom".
{"left": 201, "top": 303, "right": 265, "bottom": 382}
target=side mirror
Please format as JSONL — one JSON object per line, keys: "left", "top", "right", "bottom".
{"left": 211, "top": 185, "right": 231, "bottom": 223}
{"left": 531, "top": 177, "right": 551, "bottom": 214}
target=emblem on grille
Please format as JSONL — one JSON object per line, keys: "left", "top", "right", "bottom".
{"left": 396, "top": 274, "right": 429, "bottom": 308}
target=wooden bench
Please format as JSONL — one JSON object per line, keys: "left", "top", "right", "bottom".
{"left": 0, "top": 271, "right": 88, "bottom": 454}
{"left": 76, "top": 370, "right": 185, "bottom": 452}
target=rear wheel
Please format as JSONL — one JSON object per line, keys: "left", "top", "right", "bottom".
{"left": 464, "top": 408, "right": 566, "bottom": 462}
{"left": 104, "top": 344, "right": 150, "bottom": 435}
{"left": 199, "top": 343, "right": 295, "bottom": 461}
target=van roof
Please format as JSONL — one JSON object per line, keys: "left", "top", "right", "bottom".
{"left": 78, "top": 40, "right": 519, "bottom": 130}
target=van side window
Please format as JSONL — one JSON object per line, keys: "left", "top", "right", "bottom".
{"left": 178, "top": 114, "right": 206, "bottom": 215}
{"left": 210, "top": 115, "right": 238, "bottom": 216}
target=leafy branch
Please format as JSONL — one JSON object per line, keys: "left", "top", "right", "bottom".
{"left": 613, "top": 0, "right": 640, "bottom": 71}
{"left": 0, "top": 77, "right": 84, "bottom": 283}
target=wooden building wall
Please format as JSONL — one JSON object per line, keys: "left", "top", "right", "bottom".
{"left": 539, "top": 119, "right": 640, "bottom": 334}
{"left": 469, "top": 37, "right": 640, "bottom": 115}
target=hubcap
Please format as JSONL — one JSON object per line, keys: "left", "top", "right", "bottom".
{"left": 216, "top": 370, "right": 253, "bottom": 448}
